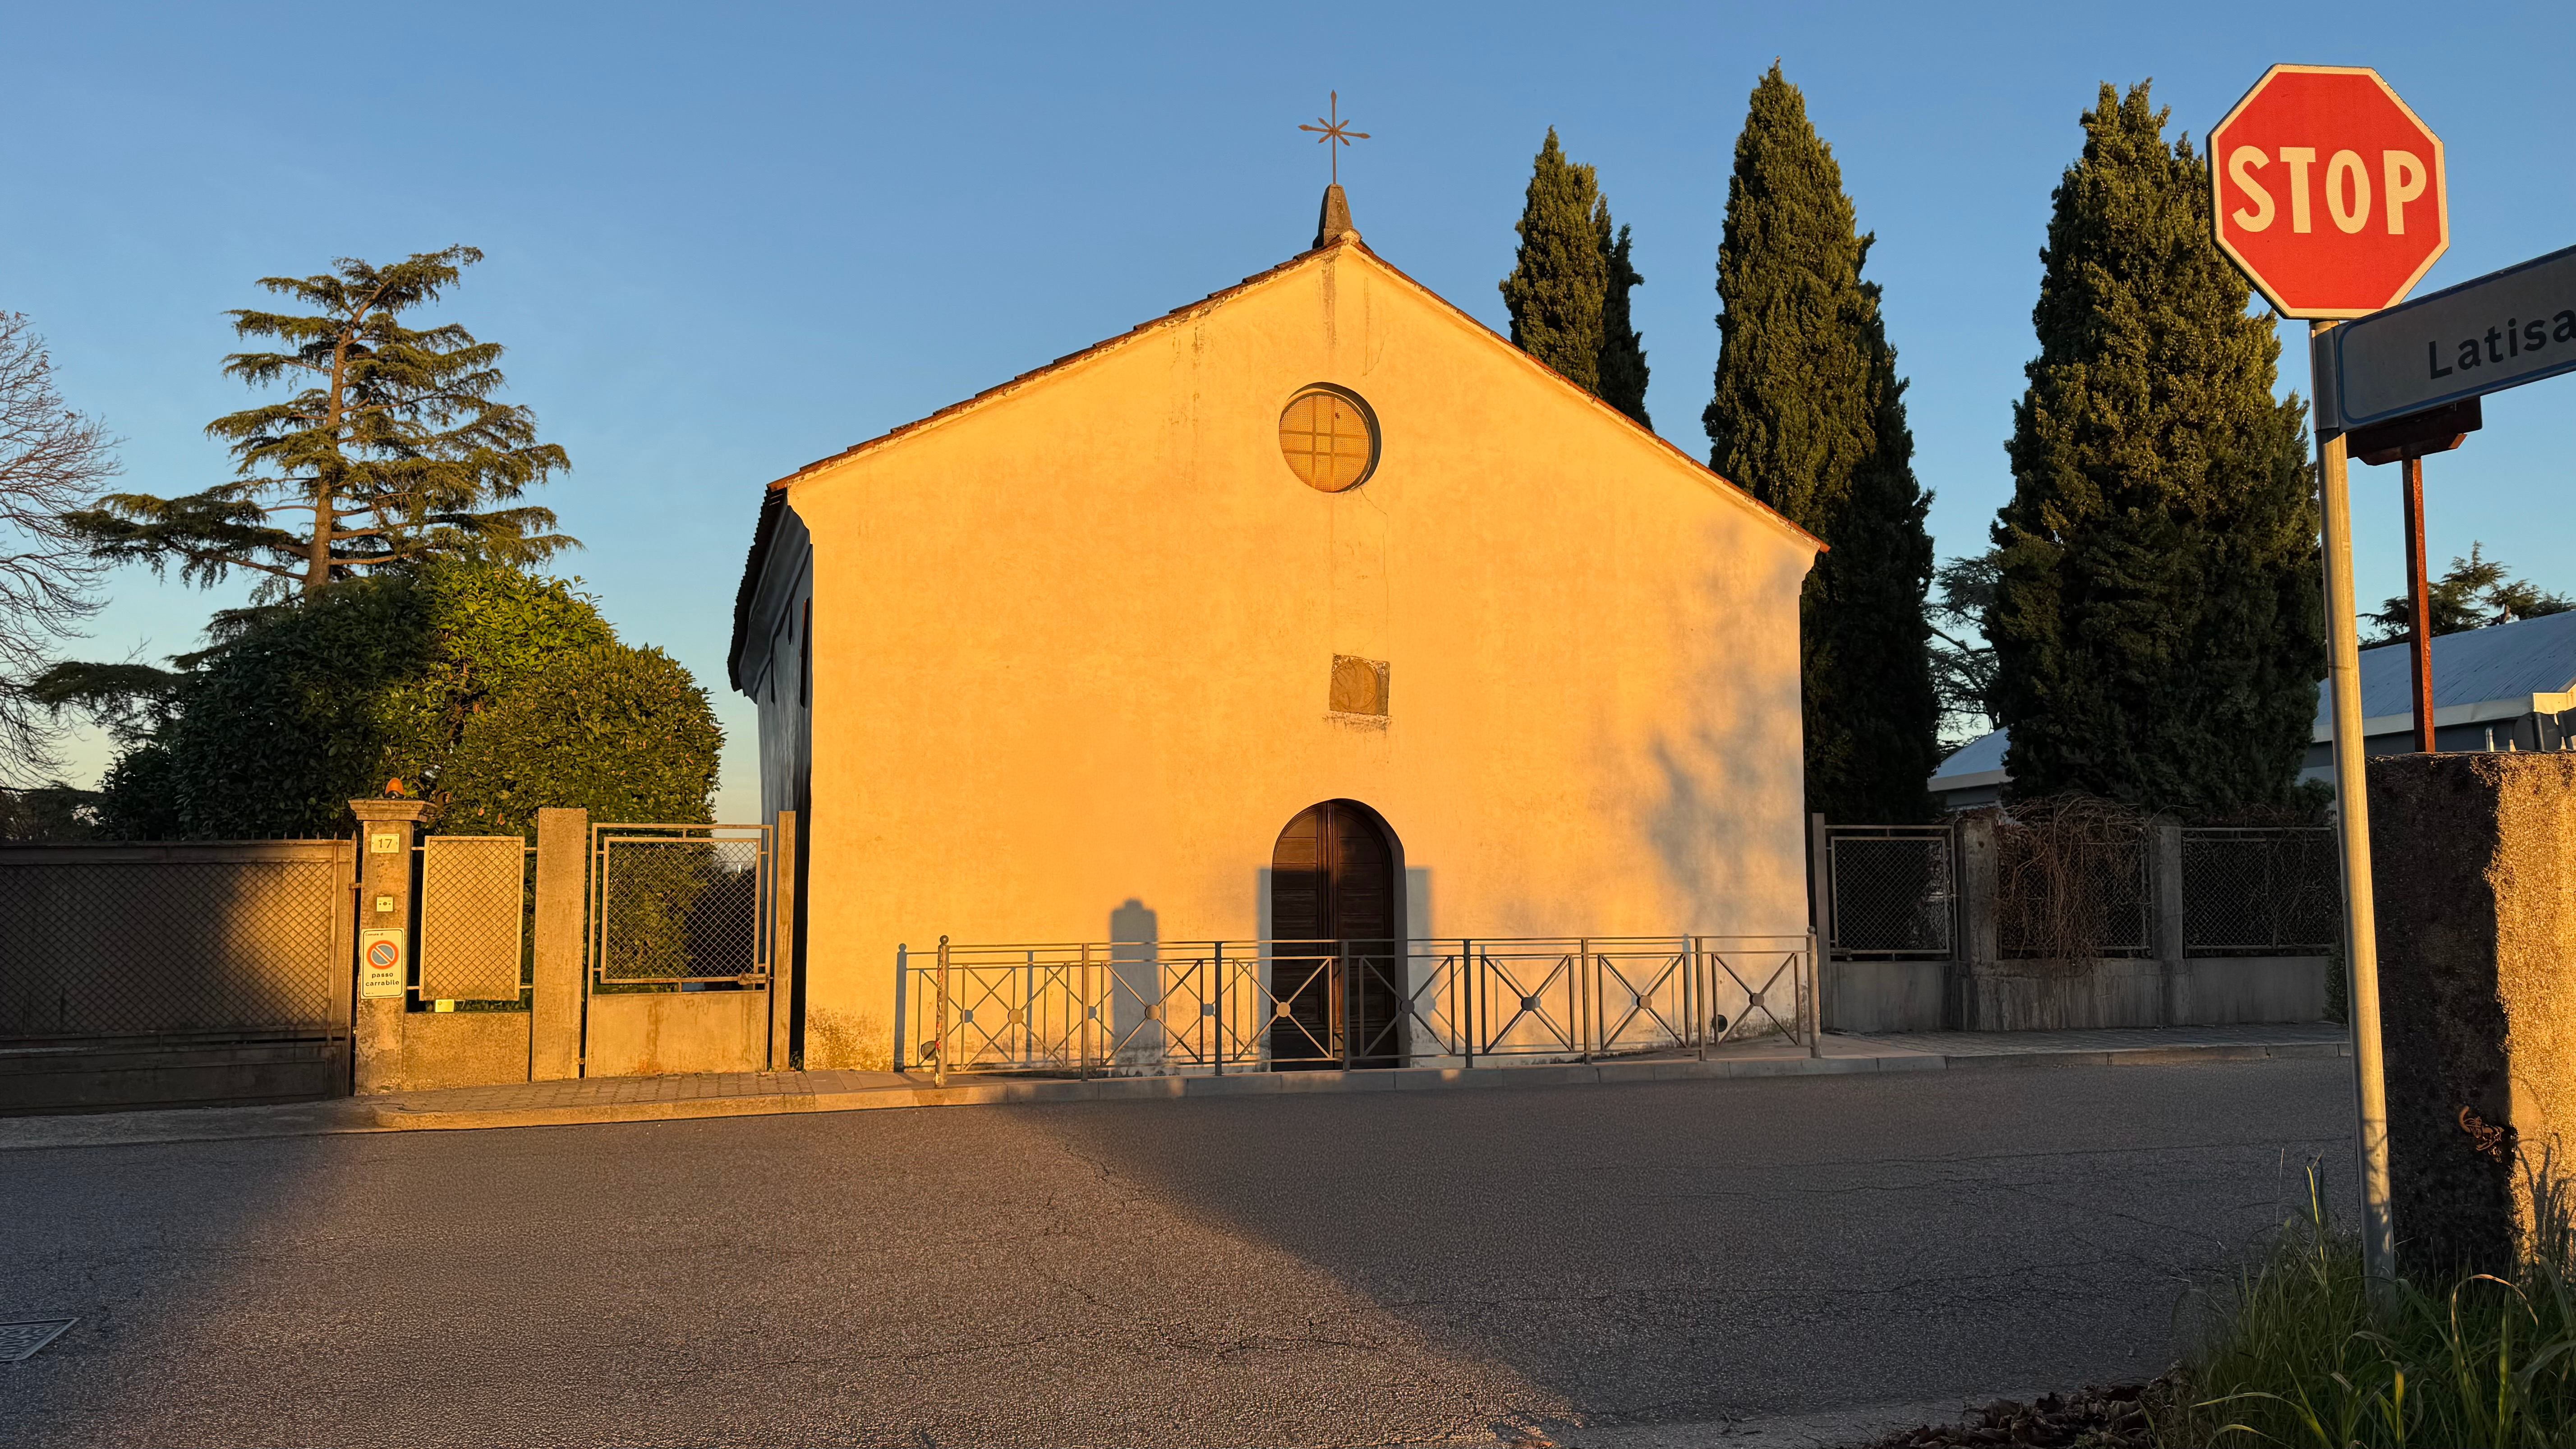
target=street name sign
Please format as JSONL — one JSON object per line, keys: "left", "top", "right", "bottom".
{"left": 2318, "top": 244, "right": 2576, "bottom": 428}
{"left": 2212, "top": 65, "right": 2447, "bottom": 318}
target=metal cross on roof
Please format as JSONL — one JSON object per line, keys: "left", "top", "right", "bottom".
{"left": 1298, "top": 92, "right": 1370, "bottom": 186}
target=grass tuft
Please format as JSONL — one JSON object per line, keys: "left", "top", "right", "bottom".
{"left": 2159, "top": 1155, "right": 2576, "bottom": 1448}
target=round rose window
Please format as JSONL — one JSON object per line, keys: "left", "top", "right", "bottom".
{"left": 1278, "top": 386, "right": 1378, "bottom": 493}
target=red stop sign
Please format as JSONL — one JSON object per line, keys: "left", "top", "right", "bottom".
{"left": 2211, "top": 65, "right": 2447, "bottom": 318}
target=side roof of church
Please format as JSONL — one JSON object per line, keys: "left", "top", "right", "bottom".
{"left": 730, "top": 229, "right": 1819, "bottom": 687}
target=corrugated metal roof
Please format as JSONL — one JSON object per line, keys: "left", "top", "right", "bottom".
{"left": 1932, "top": 611, "right": 2576, "bottom": 790}
{"left": 2318, "top": 608, "right": 2576, "bottom": 732}
{"left": 1930, "top": 728, "right": 2010, "bottom": 782}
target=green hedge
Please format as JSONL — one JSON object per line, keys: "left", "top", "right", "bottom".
{"left": 102, "top": 563, "right": 719, "bottom": 838}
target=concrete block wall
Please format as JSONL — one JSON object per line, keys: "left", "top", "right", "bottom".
{"left": 2369, "top": 753, "right": 2576, "bottom": 1279}
{"left": 1822, "top": 817, "right": 2333, "bottom": 1034}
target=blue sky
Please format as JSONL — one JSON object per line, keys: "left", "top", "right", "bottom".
{"left": 6, "top": 1, "right": 2571, "bottom": 815}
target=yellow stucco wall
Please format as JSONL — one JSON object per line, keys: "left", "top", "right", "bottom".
{"left": 775, "top": 239, "right": 1817, "bottom": 1068}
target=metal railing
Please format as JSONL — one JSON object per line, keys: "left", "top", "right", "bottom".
{"left": 2181, "top": 827, "right": 2339, "bottom": 956}
{"left": 1825, "top": 827, "right": 1955, "bottom": 958}
{"left": 899, "top": 935, "right": 1818, "bottom": 1083}
{"left": 590, "top": 823, "right": 771, "bottom": 991}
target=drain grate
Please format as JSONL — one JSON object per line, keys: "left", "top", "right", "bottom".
{"left": 0, "top": 1318, "right": 75, "bottom": 1362}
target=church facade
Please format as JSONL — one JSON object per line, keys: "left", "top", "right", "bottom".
{"left": 731, "top": 195, "right": 1821, "bottom": 1069}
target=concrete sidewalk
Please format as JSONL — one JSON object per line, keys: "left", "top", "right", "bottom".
{"left": 0, "top": 1023, "right": 2349, "bottom": 1151}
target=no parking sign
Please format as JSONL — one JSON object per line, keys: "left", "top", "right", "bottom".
{"left": 359, "top": 929, "right": 406, "bottom": 999}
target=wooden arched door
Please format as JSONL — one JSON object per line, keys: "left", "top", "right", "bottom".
{"left": 1270, "top": 800, "right": 1403, "bottom": 1067}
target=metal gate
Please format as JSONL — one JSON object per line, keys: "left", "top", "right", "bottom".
{"left": 1823, "top": 826, "right": 1956, "bottom": 959}
{"left": 584, "top": 823, "right": 775, "bottom": 1076}
{"left": 0, "top": 840, "right": 357, "bottom": 1110}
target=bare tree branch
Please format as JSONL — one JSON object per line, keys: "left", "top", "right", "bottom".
{"left": 0, "top": 313, "right": 114, "bottom": 782}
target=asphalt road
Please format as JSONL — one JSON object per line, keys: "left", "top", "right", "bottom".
{"left": 2, "top": 1060, "right": 2355, "bottom": 1448}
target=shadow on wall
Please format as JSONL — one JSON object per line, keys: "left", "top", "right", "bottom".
{"left": 1111, "top": 897, "right": 1159, "bottom": 1057}
{"left": 1647, "top": 529, "right": 1812, "bottom": 934}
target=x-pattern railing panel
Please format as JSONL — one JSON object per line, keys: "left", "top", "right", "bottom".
{"left": 1468, "top": 946, "right": 1582, "bottom": 1059}
{"left": 907, "top": 935, "right": 1817, "bottom": 1081}
{"left": 1705, "top": 948, "right": 1804, "bottom": 1046}
{"left": 1595, "top": 946, "right": 1692, "bottom": 1054}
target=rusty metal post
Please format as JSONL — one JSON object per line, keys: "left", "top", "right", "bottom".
{"left": 933, "top": 934, "right": 951, "bottom": 1087}
{"left": 2402, "top": 454, "right": 2438, "bottom": 754}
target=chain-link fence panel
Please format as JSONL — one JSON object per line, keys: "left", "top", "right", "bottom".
{"left": 1826, "top": 830, "right": 1954, "bottom": 957}
{"left": 0, "top": 842, "right": 352, "bottom": 1041}
{"left": 1996, "top": 819, "right": 2150, "bottom": 960}
{"left": 419, "top": 836, "right": 532, "bottom": 1002}
{"left": 2182, "top": 827, "right": 2339, "bottom": 956}
{"left": 593, "top": 829, "right": 767, "bottom": 987}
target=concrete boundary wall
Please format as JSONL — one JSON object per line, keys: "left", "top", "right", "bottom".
{"left": 2369, "top": 753, "right": 2576, "bottom": 1278}
{"left": 4, "top": 809, "right": 806, "bottom": 1114}
{"left": 1824, "top": 956, "right": 2329, "bottom": 1034}
{"left": 1822, "top": 819, "right": 2332, "bottom": 1033}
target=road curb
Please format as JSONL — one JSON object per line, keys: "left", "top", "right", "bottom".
{"left": 1, "top": 1037, "right": 2349, "bottom": 1148}
{"left": 367, "top": 1055, "right": 1909, "bottom": 1131}
{"left": 357, "top": 1040, "right": 2332, "bottom": 1134}
{"left": 1938, "top": 1041, "right": 2353, "bottom": 1071}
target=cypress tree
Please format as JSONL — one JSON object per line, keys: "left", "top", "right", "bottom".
{"left": 1500, "top": 129, "right": 1607, "bottom": 395}
{"left": 1988, "top": 83, "right": 2322, "bottom": 813}
{"left": 1597, "top": 209, "right": 1651, "bottom": 426}
{"left": 1703, "top": 63, "right": 1938, "bottom": 823}
{"left": 1500, "top": 129, "right": 1652, "bottom": 422}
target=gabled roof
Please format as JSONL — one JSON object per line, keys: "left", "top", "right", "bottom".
{"left": 759, "top": 232, "right": 1815, "bottom": 543}
{"left": 727, "top": 485, "right": 787, "bottom": 691}
{"left": 729, "top": 228, "right": 1823, "bottom": 689}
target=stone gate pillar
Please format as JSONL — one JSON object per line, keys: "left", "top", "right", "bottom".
{"left": 1951, "top": 813, "right": 1999, "bottom": 1030}
{"left": 349, "top": 797, "right": 428, "bottom": 1095}
{"left": 2368, "top": 752, "right": 2576, "bottom": 1279}
{"left": 530, "top": 807, "right": 588, "bottom": 1081}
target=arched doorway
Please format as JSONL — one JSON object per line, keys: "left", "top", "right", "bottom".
{"left": 1269, "top": 800, "right": 1404, "bottom": 1068}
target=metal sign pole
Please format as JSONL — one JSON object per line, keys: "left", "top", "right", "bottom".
{"left": 2315, "top": 317, "right": 2399, "bottom": 1298}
